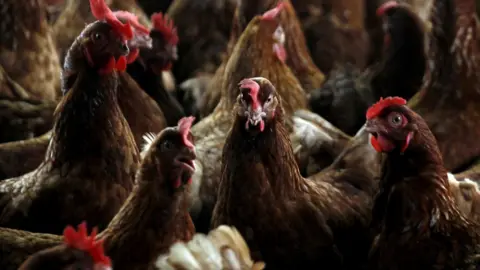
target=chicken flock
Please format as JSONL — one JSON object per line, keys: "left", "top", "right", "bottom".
{"left": 0, "top": 0, "right": 479, "bottom": 269}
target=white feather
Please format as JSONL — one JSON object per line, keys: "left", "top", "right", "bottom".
{"left": 292, "top": 116, "right": 333, "bottom": 151}
{"left": 222, "top": 248, "right": 242, "bottom": 270}
{"left": 154, "top": 255, "right": 175, "bottom": 270}
{"left": 167, "top": 243, "right": 202, "bottom": 270}
{"left": 140, "top": 132, "right": 157, "bottom": 159}
{"left": 186, "top": 234, "right": 223, "bottom": 269}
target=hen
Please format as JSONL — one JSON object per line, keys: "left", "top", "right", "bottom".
{"left": 0, "top": 11, "right": 185, "bottom": 180}
{"left": 200, "top": 0, "right": 324, "bottom": 117}
{"left": 126, "top": 12, "right": 186, "bottom": 127}
{"left": 0, "top": 117, "right": 197, "bottom": 270}
{"left": 53, "top": 0, "right": 151, "bottom": 63}
{"left": 166, "top": 0, "right": 236, "bottom": 85}
{"left": 189, "top": 5, "right": 307, "bottom": 233}
{"left": 408, "top": 0, "right": 480, "bottom": 171}
{"left": 365, "top": 96, "right": 480, "bottom": 269}
{"left": 212, "top": 77, "right": 378, "bottom": 269}
{"left": 156, "top": 225, "right": 265, "bottom": 270}
{"left": 0, "top": 131, "right": 51, "bottom": 180}
{"left": 309, "top": 1, "right": 427, "bottom": 135}
{"left": 294, "top": 0, "right": 370, "bottom": 73}
{"left": 0, "top": 0, "right": 62, "bottom": 142}
{"left": 0, "top": 0, "right": 140, "bottom": 234}
{"left": 18, "top": 223, "right": 111, "bottom": 270}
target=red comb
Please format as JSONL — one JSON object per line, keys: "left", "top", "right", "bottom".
{"left": 89, "top": 0, "right": 133, "bottom": 40}
{"left": 113, "top": 11, "right": 150, "bottom": 35}
{"left": 239, "top": 78, "right": 261, "bottom": 110}
{"left": 178, "top": 116, "right": 195, "bottom": 149}
{"left": 366, "top": 96, "right": 407, "bottom": 120}
{"left": 261, "top": 1, "right": 286, "bottom": 20}
{"left": 151, "top": 12, "right": 179, "bottom": 45}
{"left": 63, "top": 222, "right": 111, "bottom": 267}
{"left": 376, "top": 1, "right": 399, "bottom": 16}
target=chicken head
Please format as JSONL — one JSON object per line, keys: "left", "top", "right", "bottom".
{"left": 365, "top": 96, "right": 415, "bottom": 153}
{"left": 141, "top": 116, "right": 196, "bottom": 190}
{"left": 236, "top": 77, "right": 280, "bottom": 133}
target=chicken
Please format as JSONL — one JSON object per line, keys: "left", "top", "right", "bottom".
{"left": 0, "top": 11, "right": 185, "bottom": 180}
{"left": 189, "top": 6, "right": 307, "bottom": 233}
{"left": 126, "top": 12, "right": 186, "bottom": 127}
{"left": 309, "top": 1, "right": 427, "bottom": 135}
{"left": 18, "top": 222, "right": 111, "bottom": 270}
{"left": 0, "top": 0, "right": 140, "bottom": 234}
{"left": 0, "top": 117, "right": 197, "bottom": 270}
{"left": 0, "top": 0, "right": 62, "bottom": 142}
{"left": 365, "top": 96, "right": 480, "bottom": 269}
{"left": 166, "top": 0, "right": 236, "bottom": 84}
{"left": 291, "top": 109, "right": 353, "bottom": 176}
{"left": 212, "top": 77, "right": 378, "bottom": 269}
{"left": 0, "top": 131, "right": 51, "bottom": 180}
{"left": 293, "top": 0, "right": 370, "bottom": 73}
{"left": 53, "top": 0, "right": 151, "bottom": 64}
{"left": 408, "top": 0, "right": 480, "bottom": 172}
{"left": 200, "top": 0, "right": 324, "bottom": 117}
{"left": 155, "top": 225, "right": 265, "bottom": 270}
{"left": 113, "top": 11, "right": 170, "bottom": 147}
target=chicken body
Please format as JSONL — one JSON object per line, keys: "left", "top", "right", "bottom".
{"left": 189, "top": 13, "right": 307, "bottom": 232}
{"left": 366, "top": 97, "right": 480, "bottom": 270}
{"left": 212, "top": 78, "right": 377, "bottom": 270}
{"left": 0, "top": 119, "right": 196, "bottom": 270}
{"left": 0, "top": 0, "right": 62, "bottom": 142}
{"left": 409, "top": 0, "right": 480, "bottom": 171}
{"left": 0, "top": 19, "right": 140, "bottom": 234}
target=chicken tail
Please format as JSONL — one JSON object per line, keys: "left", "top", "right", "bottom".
{"left": 155, "top": 225, "right": 265, "bottom": 270}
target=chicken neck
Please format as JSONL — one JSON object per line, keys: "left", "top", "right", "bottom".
{"left": 98, "top": 157, "right": 190, "bottom": 270}
{"left": 126, "top": 62, "right": 185, "bottom": 126}
{"left": 47, "top": 63, "right": 139, "bottom": 182}
{"left": 220, "top": 113, "right": 304, "bottom": 206}
{"left": 372, "top": 135, "right": 457, "bottom": 235}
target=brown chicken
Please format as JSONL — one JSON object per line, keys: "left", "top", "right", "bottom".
{"left": 0, "top": 117, "right": 197, "bottom": 270}
{"left": 155, "top": 225, "right": 265, "bottom": 270}
{"left": 53, "top": 0, "right": 151, "bottom": 64}
{"left": 113, "top": 11, "right": 170, "bottom": 147}
{"left": 0, "top": 131, "right": 51, "bottom": 180}
{"left": 201, "top": 0, "right": 324, "bottom": 117}
{"left": 0, "top": 0, "right": 62, "bottom": 142}
{"left": 126, "top": 12, "right": 186, "bottom": 127}
{"left": 309, "top": 1, "right": 427, "bottom": 135}
{"left": 212, "top": 77, "right": 378, "bottom": 269}
{"left": 365, "top": 96, "right": 480, "bottom": 269}
{"left": 408, "top": 0, "right": 480, "bottom": 172}
{"left": 18, "top": 223, "right": 111, "bottom": 270}
{"left": 0, "top": 0, "right": 140, "bottom": 234}
{"left": 189, "top": 6, "right": 307, "bottom": 233}
{"left": 293, "top": 0, "right": 370, "bottom": 73}
{"left": 166, "top": 0, "right": 236, "bottom": 84}
{"left": 0, "top": 11, "right": 185, "bottom": 180}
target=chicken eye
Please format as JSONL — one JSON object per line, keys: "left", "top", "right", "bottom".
{"left": 265, "top": 95, "right": 273, "bottom": 104}
{"left": 162, "top": 140, "right": 174, "bottom": 151}
{"left": 388, "top": 112, "right": 405, "bottom": 127}
{"left": 93, "top": 32, "right": 104, "bottom": 42}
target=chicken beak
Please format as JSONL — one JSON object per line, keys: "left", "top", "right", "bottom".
{"left": 245, "top": 108, "right": 266, "bottom": 132}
